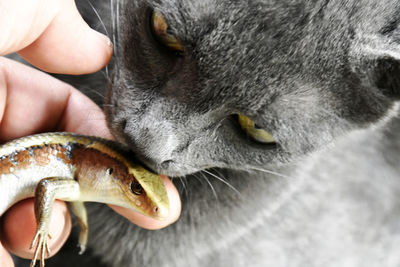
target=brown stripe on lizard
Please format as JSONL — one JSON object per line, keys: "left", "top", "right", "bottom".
{"left": 0, "top": 132, "right": 169, "bottom": 267}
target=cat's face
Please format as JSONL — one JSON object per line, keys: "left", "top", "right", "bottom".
{"left": 105, "top": 0, "right": 399, "bottom": 177}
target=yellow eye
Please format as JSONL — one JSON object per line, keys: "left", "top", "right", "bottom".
{"left": 238, "top": 114, "right": 275, "bottom": 144}
{"left": 151, "top": 11, "right": 183, "bottom": 52}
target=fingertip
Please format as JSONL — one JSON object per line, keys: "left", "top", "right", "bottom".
{"left": 1, "top": 199, "right": 71, "bottom": 260}
{"left": 110, "top": 175, "right": 182, "bottom": 230}
{"left": 159, "top": 174, "right": 182, "bottom": 226}
{"left": 18, "top": 1, "right": 113, "bottom": 74}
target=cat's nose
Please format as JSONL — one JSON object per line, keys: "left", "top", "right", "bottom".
{"left": 120, "top": 119, "right": 181, "bottom": 167}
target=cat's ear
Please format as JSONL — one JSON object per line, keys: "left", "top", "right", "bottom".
{"left": 352, "top": 33, "right": 400, "bottom": 98}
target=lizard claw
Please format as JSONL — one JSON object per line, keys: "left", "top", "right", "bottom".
{"left": 78, "top": 243, "right": 86, "bottom": 255}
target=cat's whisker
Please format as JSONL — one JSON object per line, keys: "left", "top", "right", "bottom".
{"left": 100, "top": 68, "right": 111, "bottom": 83}
{"left": 247, "top": 166, "right": 293, "bottom": 179}
{"left": 213, "top": 168, "right": 228, "bottom": 180}
{"left": 116, "top": 0, "right": 121, "bottom": 43}
{"left": 110, "top": 0, "right": 116, "bottom": 54}
{"left": 85, "top": 0, "right": 112, "bottom": 83}
{"left": 199, "top": 172, "right": 219, "bottom": 201}
{"left": 192, "top": 173, "right": 205, "bottom": 185}
{"left": 110, "top": 0, "right": 121, "bottom": 68}
{"left": 83, "top": 88, "right": 107, "bottom": 99}
{"left": 172, "top": 176, "right": 188, "bottom": 196}
{"left": 201, "top": 169, "right": 242, "bottom": 197}
{"left": 80, "top": 119, "right": 109, "bottom": 123}
{"left": 166, "top": 162, "right": 191, "bottom": 198}
{"left": 80, "top": 118, "right": 108, "bottom": 121}
{"left": 86, "top": 0, "right": 109, "bottom": 37}
{"left": 179, "top": 177, "right": 188, "bottom": 193}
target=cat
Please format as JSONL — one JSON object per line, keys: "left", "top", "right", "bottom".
{"left": 13, "top": 0, "right": 400, "bottom": 266}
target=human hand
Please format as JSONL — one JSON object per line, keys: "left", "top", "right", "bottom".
{"left": 0, "top": 1, "right": 181, "bottom": 266}
{"left": 0, "top": 0, "right": 112, "bottom": 74}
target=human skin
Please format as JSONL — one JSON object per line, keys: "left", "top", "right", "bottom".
{"left": 0, "top": 1, "right": 181, "bottom": 266}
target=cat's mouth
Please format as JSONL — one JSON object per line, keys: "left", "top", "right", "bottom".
{"left": 136, "top": 157, "right": 207, "bottom": 178}
{"left": 137, "top": 154, "right": 281, "bottom": 178}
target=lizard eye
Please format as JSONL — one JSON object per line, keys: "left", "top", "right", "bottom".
{"left": 130, "top": 181, "right": 143, "bottom": 195}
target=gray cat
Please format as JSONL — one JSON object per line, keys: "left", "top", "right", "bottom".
{"left": 14, "top": 0, "right": 400, "bottom": 266}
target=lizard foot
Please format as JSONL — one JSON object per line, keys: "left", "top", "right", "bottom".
{"left": 30, "top": 229, "right": 51, "bottom": 267}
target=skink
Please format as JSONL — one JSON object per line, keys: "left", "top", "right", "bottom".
{"left": 0, "top": 132, "right": 169, "bottom": 267}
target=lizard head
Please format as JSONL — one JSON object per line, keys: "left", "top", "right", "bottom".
{"left": 74, "top": 147, "right": 169, "bottom": 220}
{"left": 105, "top": 164, "right": 170, "bottom": 220}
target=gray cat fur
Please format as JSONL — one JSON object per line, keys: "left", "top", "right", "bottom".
{"left": 106, "top": 0, "right": 399, "bottom": 174}
{"left": 12, "top": 0, "right": 400, "bottom": 266}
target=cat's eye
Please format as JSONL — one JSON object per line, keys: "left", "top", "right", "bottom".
{"left": 151, "top": 10, "right": 183, "bottom": 52}
{"left": 237, "top": 114, "right": 276, "bottom": 144}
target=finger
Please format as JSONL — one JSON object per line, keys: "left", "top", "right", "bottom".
{"left": 0, "top": 0, "right": 112, "bottom": 74}
{"left": 0, "top": 199, "right": 71, "bottom": 259}
{"left": 56, "top": 81, "right": 113, "bottom": 138}
{"left": 18, "top": 0, "right": 113, "bottom": 74}
{"left": 0, "top": 242, "right": 14, "bottom": 267}
{"left": 0, "top": 56, "right": 111, "bottom": 142}
{"left": 0, "top": 0, "right": 60, "bottom": 55}
{"left": 0, "top": 56, "right": 71, "bottom": 141}
{"left": 110, "top": 175, "right": 182, "bottom": 230}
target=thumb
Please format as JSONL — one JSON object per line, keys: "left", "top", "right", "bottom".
{"left": 0, "top": 242, "right": 14, "bottom": 267}
{"left": 0, "top": 0, "right": 113, "bottom": 74}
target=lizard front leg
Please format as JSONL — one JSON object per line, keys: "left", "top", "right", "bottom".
{"left": 30, "top": 177, "right": 80, "bottom": 267}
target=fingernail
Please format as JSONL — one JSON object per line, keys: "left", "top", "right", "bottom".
{"left": 94, "top": 30, "right": 113, "bottom": 49}
{"left": 106, "top": 37, "right": 113, "bottom": 48}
